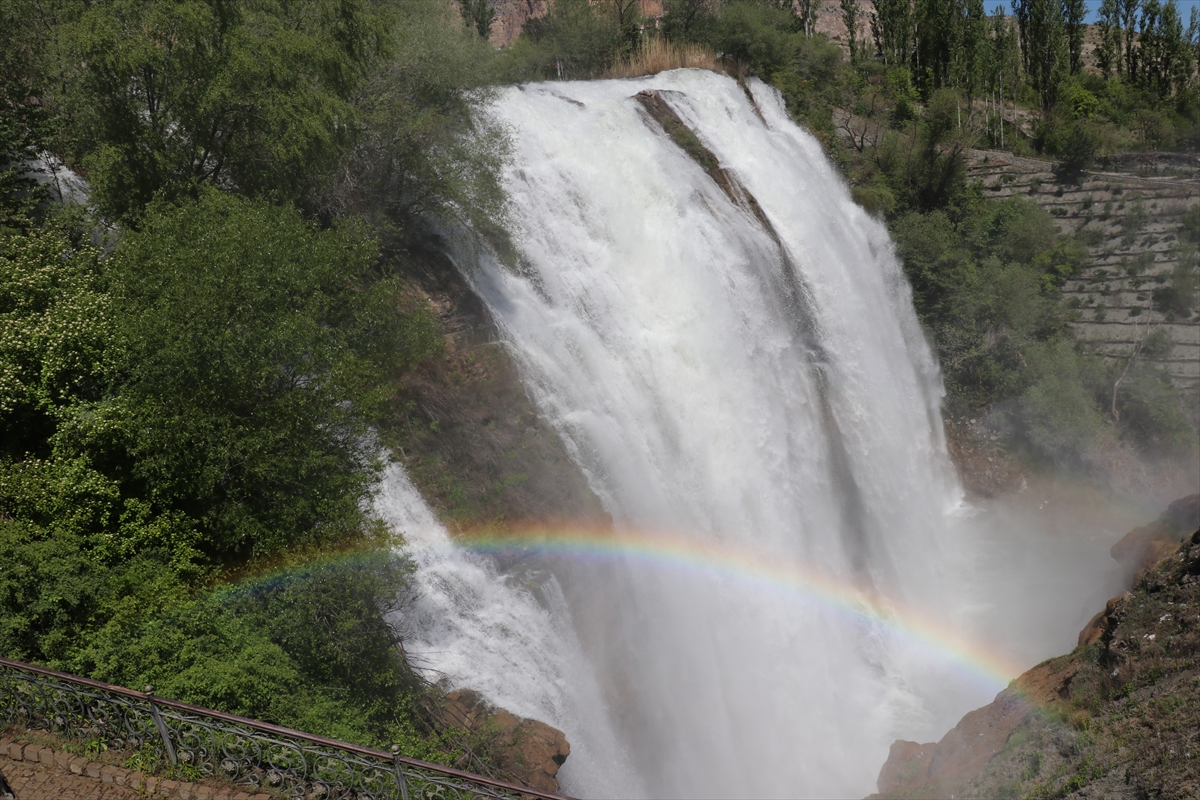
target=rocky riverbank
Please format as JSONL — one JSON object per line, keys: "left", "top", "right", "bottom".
{"left": 870, "top": 494, "right": 1200, "bottom": 799}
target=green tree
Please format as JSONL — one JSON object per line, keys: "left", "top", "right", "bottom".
{"left": 1137, "top": 0, "right": 1190, "bottom": 98}
{"left": 1095, "top": 0, "right": 1125, "bottom": 78}
{"left": 49, "top": 0, "right": 387, "bottom": 222}
{"left": 871, "top": 0, "right": 914, "bottom": 67}
{"left": 1013, "top": 0, "right": 1066, "bottom": 110}
{"left": 0, "top": 0, "right": 53, "bottom": 232}
{"left": 103, "top": 192, "right": 436, "bottom": 562}
{"left": 323, "top": 1, "right": 507, "bottom": 239}
{"left": 1063, "top": 0, "right": 1087, "bottom": 74}
{"left": 841, "top": 0, "right": 863, "bottom": 64}
{"left": 513, "top": 0, "right": 624, "bottom": 79}
{"left": 460, "top": 0, "right": 496, "bottom": 39}
{"left": 663, "top": 0, "right": 718, "bottom": 41}
{"left": 1122, "top": 0, "right": 1141, "bottom": 80}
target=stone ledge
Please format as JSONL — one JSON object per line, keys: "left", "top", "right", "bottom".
{"left": 0, "top": 734, "right": 271, "bottom": 800}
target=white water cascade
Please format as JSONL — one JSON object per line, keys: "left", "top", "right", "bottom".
{"left": 452, "top": 69, "right": 974, "bottom": 798}
{"left": 375, "top": 463, "right": 641, "bottom": 797}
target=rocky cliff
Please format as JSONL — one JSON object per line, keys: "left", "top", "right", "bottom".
{"left": 871, "top": 495, "right": 1200, "bottom": 799}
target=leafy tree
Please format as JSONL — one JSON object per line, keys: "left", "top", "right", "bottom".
{"left": 1013, "top": 0, "right": 1066, "bottom": 110}
{"left": 710, "top": 2, "right": 801, "bottom": 75}
{"left": 461, "top": 0, "right": 496, "bottom": 39}
{"left": 1096, "top": 0, "right": 1125, "bottom": 78}
{"left": 322, "top": 1, "right": 507, "bottom": 239}
{"left": 841, "top": 0, "right": 863, "bottom": 64}
{"left": 1063, "top": 0, "right": 1087, "bottom": 74}
{"left": 1121, "top": 0, "right": 1141, "bottom": 80}
{"left": 1137, "top": 0, "right": 1191, "bottom": 98}
{"left": 103, "top": 192, "right": 436, "bottom": 562}
{"left": 795, "top": 0, "right": 820, "bottom": 36}
{"left": 48, "top": 0, "right": 388, "bottom": 222}
{"left": 662, "top": 0, "right": 719, "bottom": 41}
{"left": 512, "top": 0, "right": 624, "bottom": 79}
{"left": 914, "top": 0, "right": 959, "bottom": 90}
{"left": 871, "top": 0, "right": 914, "bottom": 68}
{"left": 0, "top": 0, "right": 53, "bottom": 232}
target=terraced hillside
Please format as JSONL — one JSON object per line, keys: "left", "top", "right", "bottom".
{"left": 967, "top": 150, "right": 1199, "bottom": 421}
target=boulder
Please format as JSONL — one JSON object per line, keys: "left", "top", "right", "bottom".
{"left": 436, "top": 689, "right": 570, "bottom": 794}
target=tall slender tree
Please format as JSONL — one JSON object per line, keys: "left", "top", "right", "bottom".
{"left": 796, "top": 0, "right": 820, "bottom": 36}
{"left": 841, "top": 0, "right": 863, "bottom": 64}
{"left": 1013, "top": 0, "right": 1066, "bottom": 110}
{"left": 1063, "top": 0, "right": 1087, "bottom": 74}
{"left": 1121, "top": 0, "right": 1141, "bottom": 80}
{"left": 1095, "top": 0, "right": 1124, "bottom": 77}
{"left": 871, "top": 0, "right": 914, "bottom": 66}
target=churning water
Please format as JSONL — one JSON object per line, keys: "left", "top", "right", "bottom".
{"left": 380, "top": 70, "right": 1107, "bottom": 798}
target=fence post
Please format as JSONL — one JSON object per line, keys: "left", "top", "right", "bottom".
{"left": 144, "top": 685, "right": 178, "bottom": 766}
{"left": 390, "top": 745, "right": 410, "bottom": 800}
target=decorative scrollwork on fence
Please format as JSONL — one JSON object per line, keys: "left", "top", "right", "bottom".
{"left": 0, "top": 658, "right": 563, "bottom": 800}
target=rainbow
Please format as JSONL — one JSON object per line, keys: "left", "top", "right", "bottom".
{"left": 217, "top": 524, "right": 1034, "bottom": 697}
{"left": 449, "top": 525, "right": 1030, "bottom": 693}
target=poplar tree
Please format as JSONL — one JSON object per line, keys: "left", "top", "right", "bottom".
{"left": 1096, "top": 0, "right": 1125, "bottom": 78}
{"left": 1122, "top": 0, "right": 1141, "bottom": 80}
{"left": 1138, "top": 0, "right": 1189, "bottom": 97}
{"left": 841, "top": 0, "right": 862, "bottom": 64}
{"left": 1063, "top": 0, "right": 1087, "bottom": 74}
{"left": 1013, "top": 0, "right": 1066, "bottom": 110}
{"left": 871, "top": 0, "right": 914, "bottom": 66}
{"left": 956, "top": 0, "right": 987, "bottom": 107}
{"left": 914, "top": 0, "right": 958, "bottom": 89}
{"left": 796, "top": 0, "right": 820, "bottom": 36}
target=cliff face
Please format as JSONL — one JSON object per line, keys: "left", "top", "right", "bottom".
{"left": 964, "top": 150, "right": 1200, "bottom": 421}
{"left": 871, "top": 496, "right": 1200, "bottom": 799}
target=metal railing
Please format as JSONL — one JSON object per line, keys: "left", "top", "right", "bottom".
{"left": 0, "top": 657, "right": 569, "bottom": 800}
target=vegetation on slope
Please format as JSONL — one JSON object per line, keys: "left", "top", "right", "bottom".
{"left": 875, "top": 523, "right": 1200, "bottom": 799}
{"left": 0, "top": 0, "right": 506, "bottom": 766}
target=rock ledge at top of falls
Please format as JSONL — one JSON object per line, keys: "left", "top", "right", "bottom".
{"left": 432, "top": 689, "right": 570, "bottom": 795}
{"left": 868, "top": 495, "right": 1200, "bottom": 800}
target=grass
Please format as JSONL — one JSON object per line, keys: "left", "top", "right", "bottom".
{"left": 606, "top": 38, "right": 723, "bottom": 79}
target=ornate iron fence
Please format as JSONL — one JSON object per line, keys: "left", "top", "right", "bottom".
{"left": 0, "top": 657, "right": 569, "bottom": 800}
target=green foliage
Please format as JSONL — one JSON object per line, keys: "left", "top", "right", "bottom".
{"left": 873, "top": 89, "right": 971, "bottom": 213}
{"left": 76, "top": 554, "right": 439, "bottom": 753}
{"left": 325, "top": 1, "right": 508, "bottom": 239}
{"left": 1114, "top": 362, "right": 1195, "bottom": 451}
{"left": 47, "top": 0, "right": 388, "bottom": 222}
{"left": 0, "top": 0, "right": 53, "bottom": 232}
{"left": 1151, "top": 240, "right": 1200, "bottom": 320}
{"left": 460, "top": 0, "right": 496, "bottom": 40}
{"left": 661, "top": 0, "right": 719, "bottom": 42}
{"left": 0, "top": 125, "right": 462, "bottom": 761}
{"left": 708, "top": 2, "right": 800, "bottom": 76}
{"left": 0, "top": 225, "right": 113, "bottom": 458}
{"left": 104, "top": 192, "right": 437, "bottom": 562}
{"left": 887, "top": 193, "right": 1124, "bottom": 463}
{"left": 507, "top": 0, "right": 626, "bottom": 80}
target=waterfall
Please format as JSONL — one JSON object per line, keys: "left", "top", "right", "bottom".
{"left": 450, "top": 69, "right": 971, "bottom": 798}
{"left": 375, "top": 463, "right": 641, "bottom": 797}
